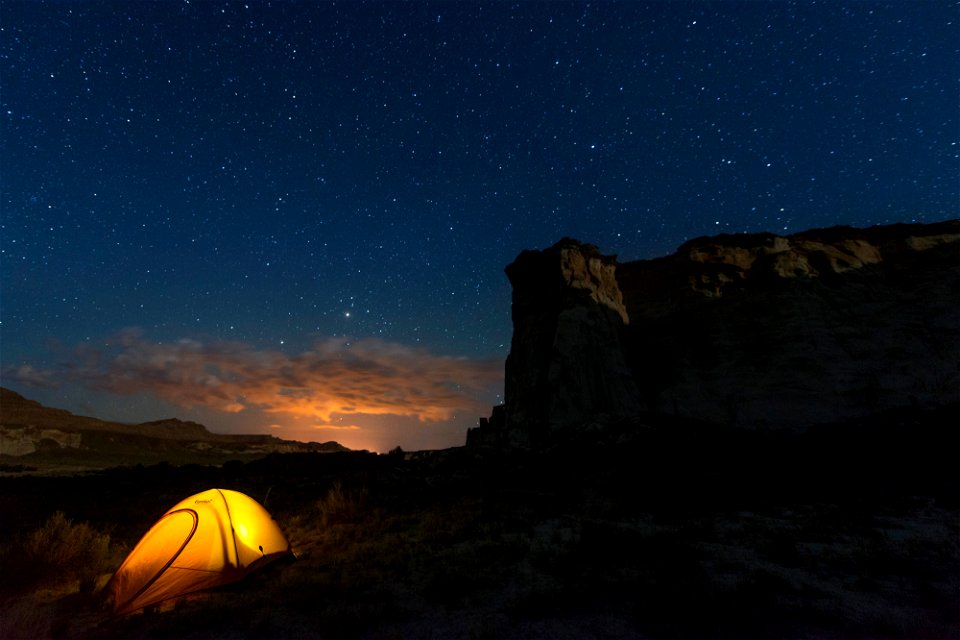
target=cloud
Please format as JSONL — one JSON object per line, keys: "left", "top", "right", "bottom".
{"left": 4, "top": 332, "right": 503, "bottom": 428}
{"left": 2, "top": 364, "right": 59, "bottom": 389}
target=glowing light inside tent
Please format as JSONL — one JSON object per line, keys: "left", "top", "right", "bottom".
{"left": 108, "top": 488, "right": 292, "bottom": 615}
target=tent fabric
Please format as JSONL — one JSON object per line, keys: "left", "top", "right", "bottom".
{"left": 108, "top": 488, "right": 292, "bottom": 614}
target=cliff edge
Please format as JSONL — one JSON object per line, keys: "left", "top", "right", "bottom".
{"left": 470, "top": 220, "right": 960, "bottom": 447}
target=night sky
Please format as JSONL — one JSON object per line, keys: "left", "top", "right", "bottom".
{"left": 2, "top": 1, "right": 957, "bottom": 452}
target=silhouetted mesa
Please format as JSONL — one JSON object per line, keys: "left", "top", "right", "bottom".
{"left": 469, "top": 220, "right": 960, "bottom": 448}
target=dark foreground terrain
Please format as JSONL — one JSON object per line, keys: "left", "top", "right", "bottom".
{"left": 1, "top": 407, "right": 958, "bottom": 640}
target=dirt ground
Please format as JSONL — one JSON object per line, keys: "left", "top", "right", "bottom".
{"left": 1, "top": 412, "right": 957, "bottom": 639}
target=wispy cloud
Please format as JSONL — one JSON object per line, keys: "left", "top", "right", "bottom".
{"left": 2, "top": 364, "right": 58, "bottom": 389}
{"left": 4, "top": 329, "right": 503, "bottom": 428}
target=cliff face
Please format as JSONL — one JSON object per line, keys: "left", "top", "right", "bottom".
{"left": 470, "top": 220, "right": 960, "bottom": 446}
{"left": 496, "top": 240, "right": 641, "bottom": 446}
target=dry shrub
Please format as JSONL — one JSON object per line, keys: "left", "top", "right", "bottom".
{"left": 7, "top": 511, "right": 115, "bottom": 593}
{"left": 317, "top": 481, "right": 367, "bottom": 528}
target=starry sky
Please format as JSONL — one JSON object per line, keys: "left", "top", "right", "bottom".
{"left": 2, "top": 1, "right": 957, "bottom": 452}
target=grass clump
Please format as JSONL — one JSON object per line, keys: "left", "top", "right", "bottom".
{"left": 316, "top": 481, "right": 367, "bottom": 528}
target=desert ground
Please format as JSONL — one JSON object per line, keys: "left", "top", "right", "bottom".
{"left": 1, "top": 407, "right": 957, "bottom": 639}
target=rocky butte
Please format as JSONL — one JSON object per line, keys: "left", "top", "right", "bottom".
{"left": 469, "top": 220, "right": 960, "bottom": 447}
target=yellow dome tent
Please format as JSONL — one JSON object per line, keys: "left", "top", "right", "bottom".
{"left": 108, "top": 488, "right": 292, "bottom": 615}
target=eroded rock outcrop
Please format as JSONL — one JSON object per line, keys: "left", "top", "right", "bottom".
{"left": 470, "top": 220, "right": 960, "bottom": 447}
{"left": 471, "top": 239, "right": 641, "bottom": 447}
{"left": 0, "top": 427, "right": 83, "bottom": 456}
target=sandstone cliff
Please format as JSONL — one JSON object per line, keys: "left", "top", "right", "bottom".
{"left": 470, "top": 220, "right": 960, "bottom": 446}
{"left": 494, "top": 240, "right": 640, "bottom": 446}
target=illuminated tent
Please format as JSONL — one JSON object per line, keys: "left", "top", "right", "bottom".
{"left": 108, "top": 488, "right": 292, "bottom": 615}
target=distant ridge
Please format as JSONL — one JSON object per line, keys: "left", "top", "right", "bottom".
{"left": 0, "top": 387, "right": 347, "bottom": 473}
{"left": 1, "top": 387, "right": 215, "bottom": 440}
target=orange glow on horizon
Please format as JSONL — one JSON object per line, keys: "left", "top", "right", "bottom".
{"left": 44, "top": 332, "right": 500, "bottom": 421}
{"left": 272, "top": 424, "right": 387, "bottom": 453}
{"left": 16, "top": 332, "right": 502, "bottom": 452}
{"left": 259, "top": 394, "right": 461, "bottom": 423}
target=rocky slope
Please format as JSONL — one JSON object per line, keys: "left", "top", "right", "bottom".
{"left": 0, "top": 387, "right": 346, "bottom": 472}
{"left": 471, "top": 220, "right": 960, "bottom": 446}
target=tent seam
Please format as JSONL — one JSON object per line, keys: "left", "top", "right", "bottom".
{"left": 216, "top": 488, "right": 242, "bottom": 568}
{"left": 114, "top": 508, "right": 199, "bottom": 615}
